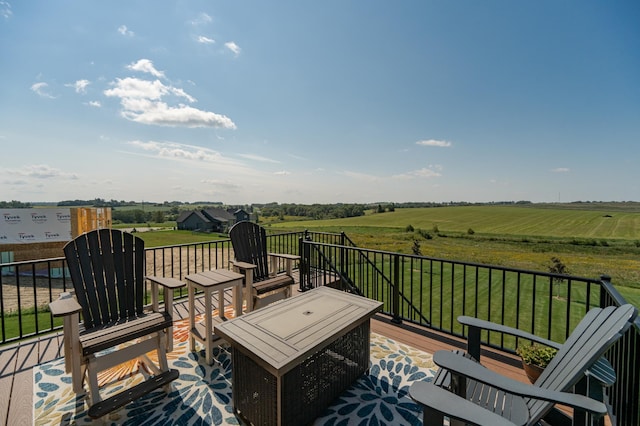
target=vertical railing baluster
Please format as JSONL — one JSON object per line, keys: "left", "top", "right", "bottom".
{"left": 392, "top": 254, "right": 401, "bottom": 324}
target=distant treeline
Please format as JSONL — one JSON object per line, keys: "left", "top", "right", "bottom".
{"left": 255, "top": 200, "right": 535, "bottom": 219}
{"left": 0, "top": 200, "right": 33, "bottom": 208}
{"left": 259, "top": 204, "right": 366, "bottom": 219}
{"left": 58, "top": 198, "right": 176, "bottom": 207}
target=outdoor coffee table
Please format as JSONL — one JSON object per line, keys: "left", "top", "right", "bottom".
{"left": 215, "top": 286, "right": 383, "bottom": 426}
{"left": 186, "top": 269, "right": 244, "bottom": 365}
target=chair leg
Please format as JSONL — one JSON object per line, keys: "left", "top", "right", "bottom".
{"left": 157, "top": 332, "right": 169, "bottom": 372}
{"left": 423, "top": 406, "right": 445, "bottom": 425}
{"left": 71, "top": 356, "right": 84, "bottom": 394}
{"left": 87, "top": 356, "right": 101, "bottom": 406}
{"left": 68, "top": 314, "right": 85, "bottom": 394}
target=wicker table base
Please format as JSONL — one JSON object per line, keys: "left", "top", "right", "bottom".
{"left": 233, "top": 321, "right": 370, "bottom": 425}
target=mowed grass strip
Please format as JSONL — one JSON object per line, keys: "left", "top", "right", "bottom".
{"left": 267, "top": 205, "right": 640, "bottom": 307}
{"left": 270, "top": 205, "right": 640, "bottom": 240}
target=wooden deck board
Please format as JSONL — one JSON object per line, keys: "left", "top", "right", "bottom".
{"left": 1, "top": 283, "right": 531, "bottom": 425}
{"left": 8, "top": 341, "right": 39, "bottom": 425}
{"left": 0, "top": 344, "right": 18, "bottom": 426}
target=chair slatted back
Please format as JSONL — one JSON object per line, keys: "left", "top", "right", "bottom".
{"left": 528, "top": 304, "right": 636, "bottom": 423}
{"left": 229, "top": 221, "right": 270, "bottom": 282}
{"left": 64, "top": 229, "right": 146, "bottom": 329}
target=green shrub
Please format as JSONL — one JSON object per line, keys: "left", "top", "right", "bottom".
{"left": 416, "top": 229, "right": 432, "bottom": 240}
{"left": 412, "top": 240, "right": 422, "bottom": 256}
{"left": 516, "top": 344, "right": 557, "bottom": 368}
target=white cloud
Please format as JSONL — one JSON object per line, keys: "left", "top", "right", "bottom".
{"left": 341, "top": 171, "right": 379, "bottom": 182}
{"left": 6, "top": 164, "right": 78, "bottom": 179}
{"left": 67, "top": 79, "right": 90, "bottom": 94}
{"left": 30, "top": 82, "right": 55, "bottom": 99}
{"left": 392, "top": 166, "right": 442, "bottom": 179}
{"left": 105, "top": 77, "right": 194, "bottom": 102}
{"left": 238, "top": 154, "right": 280, "bottom": 163}
{"left": 416, "top": 139, "right": 452, "bottom": 148}
{"left": 200, "top": 179, "right": 240, "bottom": 191}
{"left": 118, "top": 25, "right": 134, "bottom": 37}
{"left": 105, "top": 74, "right": 235, "bottom": 128}
{"left": 1, "top": 1, "right": 11, "bottom": 19}
{"left": 191, "top": 12, "right": 212, "bottom": 26}
{"left": 274, "top": 170, "right": 291, "bottom": 176}
{"left": 127, "top": 141, "right": 241, "bottom": 166}
{"left": 121, "top": 99, "right": 236, "bottom": 128}
{"left": 225, "top": 41, "right": 241, "bottom": 57}
{"left": 127, "top": 59, "right": 165, "bottom": 78}
{"left": 552, "top": 167, "right": 570, "bottom": 173}
{"left": 197, "top": 35, "right": 215, "bottom": 44}
{"left": 87, "top": 100, "right": 101, "bottom": 107}
{"left": 2, "top": 179, "right": 28, "bottom": 185}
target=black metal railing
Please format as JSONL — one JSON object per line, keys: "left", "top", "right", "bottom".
{"left": 0, "top": 230, "right": 323, "bottom": 344}
{"left": 2, "top": 231, "right": 638, "bottom": 424}
{"left": 299, "top": 239, "right": 640, "bottom": 426}
{"left": 599, "top": 276, "right": 640, "bottom": 426}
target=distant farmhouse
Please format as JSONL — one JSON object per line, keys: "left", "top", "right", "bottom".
{"left": 176, "top": 208, "right": 251, "bottom": 233}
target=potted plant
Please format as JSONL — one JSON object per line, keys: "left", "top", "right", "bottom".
{"left": 516, "top": 344, "right": 558, "bottom": 383}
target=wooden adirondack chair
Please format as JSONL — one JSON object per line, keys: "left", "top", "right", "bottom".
{"left": 48, "top": 229, "right": 185, "bottom": 419}
{"left": 410, "top": 304, "right": 637, "bottom": 426}
{"left": 229, "top": 221, "right": 299, "bottom": 311}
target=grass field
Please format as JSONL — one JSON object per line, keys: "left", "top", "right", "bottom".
{"left": 6, "top": 204, "right": 639, "bottom": 343}
{"left": 263, "top": 205, "right": 640, "bottom": 306}
{"left": 111, "top": 204, "right": 640, "bottom": 306}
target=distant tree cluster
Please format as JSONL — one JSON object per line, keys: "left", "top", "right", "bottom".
{"left": 375, "top": 203, "right": 395, "bottom": 213}
{"left": 57, "top": 198, "right": 138, "bottom": 207}
{"left": 0, "top": 200, "right": 32, "bottom": 208}
{"left": 384, "top": 200, "right": 532, "bottom": 209}
{"left": 112, "top": 209, "right": 152, "bottom": 224}
{"left": 259, "top": 203, "right": 365, "bottom": 220}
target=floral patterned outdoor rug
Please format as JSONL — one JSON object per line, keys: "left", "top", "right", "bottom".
{"left": 34, "top": 314, "right": 435, "bottom": 425}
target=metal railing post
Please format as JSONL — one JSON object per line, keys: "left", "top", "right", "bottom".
{"left": 298, "top": 237, "right": 307, "bottom": 292}
{"left": 392, "top": 254, "right": 402, "bottom": 324}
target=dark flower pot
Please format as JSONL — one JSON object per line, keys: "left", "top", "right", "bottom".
{"left": 522, "top": 361, "right": 545, "bottom": 383}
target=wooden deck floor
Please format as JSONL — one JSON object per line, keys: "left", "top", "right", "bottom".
{"left": 0, "top": 286, "right": 528, "bottom": 426}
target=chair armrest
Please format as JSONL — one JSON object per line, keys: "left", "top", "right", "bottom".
{"left": 49, "top": 293, "right": 82, "bottom": 317}
{"left": 410, "top": 381, "right": 520, "bottom": 426}
{"left": 433, "top": 350, "right": 607, "bottom": 415}
{"left": 458, "top": 316, "right": 561, "bottom": 350}
{"left": 146, "top": 276, "right": 185, "bottom": 289}
{"left": 458, "top": 316, "right": 613, "bottom": 386}
{"left": 267, "top": 253, "right": 299, "bottom": 277}
{"left": 586, "top": 357, "right": 616, "bottom": 388}
{"left": 231, "top": 260, "right": 258, "bottom": 271}
{"left": 267, "top": 253, "right": 301, "bottom": 261}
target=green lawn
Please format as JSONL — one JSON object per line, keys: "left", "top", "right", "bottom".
{"left": 133, "top": 230, "right": 227, "bottom": 248}
{"left": 6, "top": 204, "right": 640, "bottom": 343}
{"left": 266, "top": 205, "right": 640, "bottom": 306}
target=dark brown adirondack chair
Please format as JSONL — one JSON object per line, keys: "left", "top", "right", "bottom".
{"left": 49, "top": 229, "right": 184, "bottom": 419}
{"left": 409, "top": 304, "right": 637, "bottom": 426}
{"left": 229, "top": 221, "right": 299, "bottom": 311}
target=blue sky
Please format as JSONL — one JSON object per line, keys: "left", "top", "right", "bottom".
{"left": 1, "top": 1, "right": 639, "bottom": 205}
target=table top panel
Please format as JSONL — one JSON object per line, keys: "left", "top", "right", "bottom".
{"left": 215, "top": 286, "right": 382, "bottom": 374}
{"left": 185, "top": 269, "right": 244, "bottom": 287}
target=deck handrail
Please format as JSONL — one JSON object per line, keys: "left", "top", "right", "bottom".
{"left": 1, "top": 231, "right": 638, "bottom": 425}
{"left": 299, "top": 239, "right": 639, "bottom": 426}
{"left": 0, "top": 230, "right": 335, "bottom": 343}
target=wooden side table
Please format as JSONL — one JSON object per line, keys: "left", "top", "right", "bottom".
{"left": 186, "top": 269, "right": 244, "bottom": 364}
